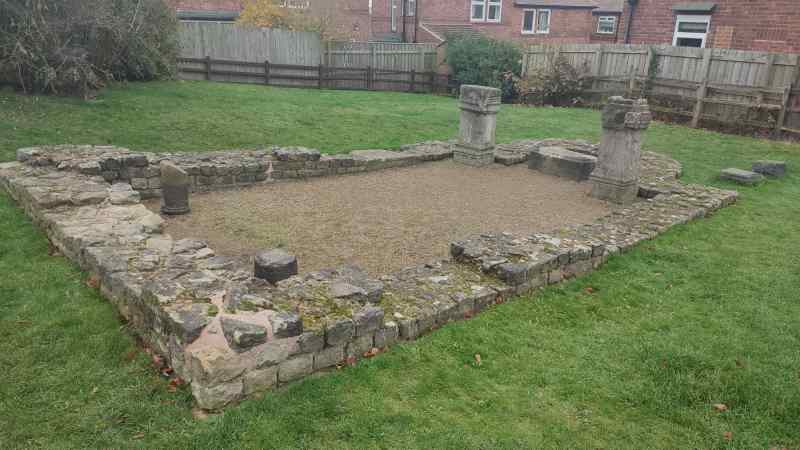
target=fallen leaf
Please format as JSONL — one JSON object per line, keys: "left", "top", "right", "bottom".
{"left": 91, "top": 386, "right": 99, "bottom": 396}
{"left": 362, "top": 347, "right": 380, "bottom": 358}
{"left": 133, "top": 432, "right": 145, "bottom": 439}
{"left": 474, "top": 353, "right": 482, "bottom": 366}
{"left": 713, "top": 403, "right": 728, "bottom": 412}
{"left": 723, "top": 431, "right": 733, "bottom": 441}
{"left": 85, "top": 275, "right": 100, "bottom": 289}
{"left": 463, "top": 311, "right": 474, "bottom": 319}
{"left": 346, "top": 355, "right": 357, "bottom": 367}
{"left": 584, "top": 286, "right": 596, "bottom": 294}
{"left": 151, "top": 354, "right": 163, "bottom": 368}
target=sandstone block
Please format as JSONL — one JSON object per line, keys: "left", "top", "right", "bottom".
{"left": 752, "top": 160, "right": 786, "bottom": 177}
{"left": 278, "top": 354, "right": 313, "bottom": 383}
{"left": 720, "top": 168, "right": 764, "bottom": 185}
{"left": 529, "top": 146, "right": 597, "bottom": 181}
{"left": 254, "top": 249, "right": 298, "bottom": 284}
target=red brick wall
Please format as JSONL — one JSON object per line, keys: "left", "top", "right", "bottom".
{"left": 623, "top": 0, "right": 800, "bottom": 53}
{"left": 419, "top": 0, "right": 620, "bottom": 44}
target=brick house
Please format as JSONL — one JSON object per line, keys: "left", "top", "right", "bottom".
{"left": 416, "top": 0, "right": 624, "bottom": 44}
{"left": 621, "top": 0, "right": 800, "bottom": 53}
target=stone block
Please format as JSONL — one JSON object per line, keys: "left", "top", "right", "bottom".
{"left": 314, "top": 345, "right": 344, "bottom": 370}
{"left": 752, "top": 160, "right": 786, "bottom": 177}
{"left": 243, "top": 366, "right": 278, "bottom": 396}
{"left": 346, "top": 334, "right": 374, "bottom": 358}
{"left": 720, "top": 168, "right": 764, "bottom": 185}
{"left": 254, "top": 249, "right": 298, "bottom": 284}
{"left": 373, "top": 321, "right": 398, "bottom": 348}
{"left": 193, "top": 380, "right": 243, "bottom": 411}
{"left": 298, "top": 332, "right": 325, "bottom": 354}
{"left": 453, "top": 147, "right": 495, "bottom": 167}
{"left": 529, "top": 146, "right": 597, "bottom": 181}
{"left": 278, "top": 354, "right": 313, "bottom": 383}
{"left": 221, "top": 316, "right": 268, "bottom": 352}
{"left": 353, "top": 305, "right": 384, "bottom": 337}
{"left": 325, "top": 318, "right": 354, "bottom": 347}
{"left": 272, "top": 147, "right": 321, "bottom": 162}
{"left": 270, "top": 312, "right": 303, "bottom": 339}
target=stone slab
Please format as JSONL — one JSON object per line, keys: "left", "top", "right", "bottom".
{"left": 528, "top": 146, "right": 597, "bottom": 181}
{"left": 752, "top": 160, "right": 786, "bottom": 177}
{"left": 720, "top": 168, "right": 764, "bottom": 185}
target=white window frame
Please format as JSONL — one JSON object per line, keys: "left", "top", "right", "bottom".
{"left": 521, "top": 9, "right": 536, "bottom": 34}
{"left": 391, "top": 0, "right": 398, "bottom": 32}
{"left": 471, "top": 0, "right": 502, "bottom": 23}
{"left": 672, "top": 14, "right": 711, "bottom": 48}
{"left": 597, "top": 15, "right": 617, "bottom": 34}
{"left": 535, "top": 9, "right": 550, "bottom": 34}
{"left": 406, "top": 0, "right": 416, "bottom": 17}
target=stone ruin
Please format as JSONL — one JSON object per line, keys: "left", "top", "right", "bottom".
{"left": 453, "top": 85, "right": 501, "bottom": 167}
{"left": 0, "top": 93, "right": 740, "bottom": 410}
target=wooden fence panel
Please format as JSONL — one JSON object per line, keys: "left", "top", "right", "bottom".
{"left": 523, "top": 43, "right": 800, "bottom": 134}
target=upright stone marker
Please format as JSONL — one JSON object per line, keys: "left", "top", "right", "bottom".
{"left": 590, "top": 97, "right": 652, "bottom": 204}
{"left": 454, "top": 85, "right": 501, "bottom": 167}
{"left": 160, "top": 161, "right": 191, "bottom": 215}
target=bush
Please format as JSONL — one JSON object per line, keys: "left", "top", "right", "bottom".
{"left": 0, "top": 0, "right": 178, "bottom": 97}
{"left": 515, "top": 54, "right": 589, "bottom": 107}
{"left": 446, "top": 34, "right": 522, "bottom": 102}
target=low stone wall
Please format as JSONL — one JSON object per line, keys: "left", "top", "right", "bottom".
{"left": 0, "top": 141, "right": 738, "bottom": 410}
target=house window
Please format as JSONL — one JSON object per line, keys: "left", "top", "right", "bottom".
{"left": 673, "top": 15, "right": 711, "bottom": 48}
{"left": 471, "top": 0, "right": 501, "bottom": 23}
{"left": 406, "top": 0, "right": 416, "bottom": 16}
{"left": 536, "top": 9, "right": 550, "bottom": 33}
{"left": 597, "top": 16, "right": 617, "bottom": 34}
{"left": 522, "top": 9, "right": 536, "bottom": 34}
{"left": 521, "top": 8, "right": 550, "bottom": 34}
{"left": 391, "top": 0, "right": 398, "bottom": 32}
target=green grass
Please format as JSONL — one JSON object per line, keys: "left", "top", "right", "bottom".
{"left": 1, "top": 81, "right": 799, "bottom": 449}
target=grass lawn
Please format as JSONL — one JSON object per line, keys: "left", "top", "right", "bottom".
{"left": 1, "top": 81, "right": 799, "bottom": 449}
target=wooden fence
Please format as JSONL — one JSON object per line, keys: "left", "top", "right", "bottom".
{"left": 178, "top": 56, "right": 450, "bottom": 93}
{"left": 178, "top": 22, "right": 441, "bottom": 92}
{"left": 523, "top": 44, "right": 800, "bottom": 134}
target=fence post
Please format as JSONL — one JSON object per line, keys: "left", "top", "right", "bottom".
{"left": 627, "top": 69, "right": 637, "bottom": 98}
{"left": 775, "top": 86, "right": 791, "bottom": 136}
{"left": 592, "top": 45, "right": 604, "bottom": 93}
{"left": 318, "top": 64, "right": 324, "bottom": 89}
{"left": 691, "top": 48, "right": 713, "bottom": 128}
{"left": 264, "top": 60, "right": 270, "bottom": 85}
{"left": 761, "top": 53, "right": 776, "bottom": 88}
{"left": 409, "top": 69, "right": 416, "bottom": 93}
{"left": 367, "top": 66, "right": 373, "bottom": 90}
{"left": 429, "top": 71, "right": 435, "bottom": 93}
{"left": 205, "top": 56, "right": 211, "bottom": 81}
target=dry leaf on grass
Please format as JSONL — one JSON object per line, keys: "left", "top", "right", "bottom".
{"left": 713, "top": 403, "right": 728, "bottom": 412}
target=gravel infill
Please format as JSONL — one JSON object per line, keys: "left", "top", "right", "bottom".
{"left": 147, "top": 161, "right": 611, "bottom": 275}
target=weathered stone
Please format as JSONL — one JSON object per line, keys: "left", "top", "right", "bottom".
{"left": 373, "top": 321, "right": 398, "bottom": 348}
{"left": 454, "top": 85, "right": 501, "bottom": 167}
{"left": 192, "top": 380, "right": 243, "bottom": 410}
{"left": 313, "top": 345, "right": 344, "bottom": 369}
{"left": 528, "top": 146, "right": 597, "bottom": 181}
{"left": 278, "top": 354, "right": 313, "bottom": 383}
{"left": 752, "top": 160, "right": 786, "bottom": 177}
{"left": 243, "top": 366, "right": 278, "bottom": 396}
{"left": 160, "top": 161, "right": 190, "bottom": 215}
{"left": 720, "top": 168, "right": 764, "bottom": 185}
{"left": 298, "top": 332, "right": 325, "bottom": 354}
{"left": 221, "top": 316, "right": 268, "bottom": 352}
{"left": 325, "top": 318, "right": 354, "bottom": 346}
{"left": 346, "top": 334, "right": 374, "bottom": 358}
{"left": 108, "top": 183, "right": 141, "bottom": 205}
{"left": 165, "top": 303, "right": 212, "bottom": 344}
{"left": 272, "top": 147, "right": 321, "bottom": 162}
{"left": 353, "top": 305, "right": 384, "bottom": 336}
{"left": 254, "top": 249, "right": 298, "bottom": 284}
{"left": 330, "top": 282, "right": 366, "bottom": 299}
{"left": 590, "top": 97, "right": 651, "bottom": 204}
{"left": 270, "top": 312, "right": 303, "bottom": 338}
{"left": 188, "top": 346, "right": 247, "bottom": 385}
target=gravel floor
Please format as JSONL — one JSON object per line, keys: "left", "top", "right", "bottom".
{"left": 147, "top": 161, "right": 611, "bottom": 275}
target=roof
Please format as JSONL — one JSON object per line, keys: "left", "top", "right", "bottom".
{"left": 420, "top": 23, "right": 484, "bottom": 42}
{"left": 513, "top": 0, "right": 623, "bottom": 13}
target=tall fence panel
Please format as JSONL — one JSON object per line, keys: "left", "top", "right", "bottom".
{"left": 177, "top": 22, "right": 443, "bottom": 93}
{"left": 523, "top": 44, "right": 800, "bottom": 134}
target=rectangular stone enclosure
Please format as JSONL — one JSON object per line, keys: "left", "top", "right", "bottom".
{"left": 0, "top": 101, "right": 738, "bottom": 410}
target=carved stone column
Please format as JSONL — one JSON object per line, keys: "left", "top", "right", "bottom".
{"left": 590, "top": 97, "right": 652, "bottom": 204}
{"left": 453, "top": 85, "right": 501, "bottom": 167}
{"left": 160, "top": 161, "right": 191, "bottom": 215}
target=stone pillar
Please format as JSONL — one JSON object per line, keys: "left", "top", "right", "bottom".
{"left": 589, "top": 97, "right": 652, "bottom": 204}
{"left": 160, "top": 161, "right": 191, "bottom": 215}
{"left": 453, "top": 85, "right": 501, "bottom": 167}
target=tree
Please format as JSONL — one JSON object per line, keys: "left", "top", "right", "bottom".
{"left": 238, "top": 0, "right": 354, "bottom": 40}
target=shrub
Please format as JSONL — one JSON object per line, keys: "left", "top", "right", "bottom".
{"left": 516, "top": 53, "right": 589, "bottom": 107}
{"left": 446, "top": 34, "right": 522, "bottom": 102}
{"left": 0, "top": 0, "right": 178, "bottom": 97}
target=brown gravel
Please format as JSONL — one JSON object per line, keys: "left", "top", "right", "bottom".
{"left": 147, "top": 161, "right": 611, "bottom": 276}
